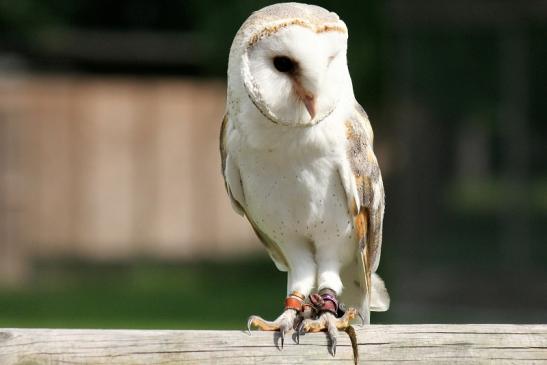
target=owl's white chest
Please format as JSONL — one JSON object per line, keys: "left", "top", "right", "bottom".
{"left": 231, "top": 115, "right": 356, "bottom": 268}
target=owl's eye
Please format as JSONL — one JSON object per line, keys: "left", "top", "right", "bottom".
{"left": 273, "top": 56, "right": 295, "bottom": 73}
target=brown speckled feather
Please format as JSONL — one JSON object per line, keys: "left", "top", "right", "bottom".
{"left": 345, "top": 103, "right": 386, "bottom": 310}
{"left": 237, "top": 2, "right": 346, "bottom": 48}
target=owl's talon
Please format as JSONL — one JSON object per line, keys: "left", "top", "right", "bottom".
{"left": 247, "top": 316, "right": 256, "bottom": 335}
{"left": 329, "top": 335, "right": 337, "bottom": 357}
{"left": 326, "top": 313, "right": 339, "bottom": 357}
{"left": 246, "top": 309, "right": 298, "bottom": 349}
{"left": 295, "top": 321, "right": 306, "bottom": 344}
{"left": 358, "top": 311, "right": 365, "bottom": 327}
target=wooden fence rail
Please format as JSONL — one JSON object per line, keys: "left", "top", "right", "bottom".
{"left": 1, "top": 325, "right": 546, "bottom": 364}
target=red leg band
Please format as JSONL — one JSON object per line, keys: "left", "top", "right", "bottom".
{"left": 284, "top": 291, "right": 305, "bottom": 311}
{"left": 284, "top": 297, "right": 303, "bottom": 311}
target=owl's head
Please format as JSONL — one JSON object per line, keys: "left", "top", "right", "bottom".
{"left": 228, "top": 3, "right": 352, "bottom": 127}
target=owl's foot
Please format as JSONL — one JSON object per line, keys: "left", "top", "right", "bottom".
{"left": 247, "top": 291, "right": 305, "bottom": 349}
{"left": 297, "top": 307, "right": 358, "bottom": 356}
{"left": 296, "top": 289, "right": 361, "bottom": 357}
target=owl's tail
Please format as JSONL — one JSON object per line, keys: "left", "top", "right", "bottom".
{"left": 339, "top": 268, "right": 390, "bottom": 325}
{"left": 370, "top": 272, "right": 390, "bottom": 311}
{"left": 358, "top": 273, "right": 390, "bottom": 324}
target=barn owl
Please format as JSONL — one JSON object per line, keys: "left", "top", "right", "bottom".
{"left": 220, "top": 2, "right": 389, "bottom": 355}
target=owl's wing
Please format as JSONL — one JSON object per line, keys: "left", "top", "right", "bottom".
{"left": 338, "top": 103, "right": 389, "bottom": 319}
{"left": 220, "top": 115, "right": 246, "bottom": 215}
{"left": 220, "top": 115, "right": 289, "bottom": 271}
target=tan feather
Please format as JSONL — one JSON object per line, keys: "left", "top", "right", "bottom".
{"left": 344, "top": 103, "right": 389, "bottom": 319}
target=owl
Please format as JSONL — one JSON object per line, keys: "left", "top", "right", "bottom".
{"left": 220, "top": 2, "right": 389, "bottom": 355}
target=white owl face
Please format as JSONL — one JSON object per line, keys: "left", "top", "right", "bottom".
{"left": 241, "top": 25, "right": 350, "bottom": 127}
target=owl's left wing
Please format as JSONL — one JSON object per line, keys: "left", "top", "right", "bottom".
{"left": 338, "top": 103, "right": 389, "bottom": 319}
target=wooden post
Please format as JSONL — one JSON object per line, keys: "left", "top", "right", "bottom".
{"left": 0, "top": 325, "right": 545, "bottom": 364}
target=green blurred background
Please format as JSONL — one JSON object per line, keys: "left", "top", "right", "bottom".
{"left": 0, "top": 0, "right": 546, "bottom": 329}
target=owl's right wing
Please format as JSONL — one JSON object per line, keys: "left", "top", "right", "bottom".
{"left": 220, "top": 115, "right": 246, "bottom": 216}
{"left": 220, "top": 115, "right": 289, "bottom": 271}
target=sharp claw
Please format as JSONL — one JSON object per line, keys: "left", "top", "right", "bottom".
{"left": 330, "top": 336, "right": 337, "bottom": 357}
{"left": 358, "top": 311, "right": 365, "bottom": 327}
{"left": 295, "top": 322, "right": 304, "bottom": 344}
{"left": 247, "top": 317, "right": 254, "bottom": 336}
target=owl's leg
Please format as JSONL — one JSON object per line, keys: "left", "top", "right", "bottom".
{"left": 297, "top": 257, "right": 361, "bottom": 357}
{"left": 247, "top": 246, "right": 315, "bottom": 349}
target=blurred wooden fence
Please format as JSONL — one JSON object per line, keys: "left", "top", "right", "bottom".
{"left": 0, "top": 75, "right": 256, "bottom": 283}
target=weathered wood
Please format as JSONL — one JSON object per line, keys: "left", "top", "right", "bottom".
{"left": 0, "top": 325, "right": 546, "bottom": 364}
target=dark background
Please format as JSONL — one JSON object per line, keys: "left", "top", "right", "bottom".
{"left": 0, "top": 0, "right": 546, "bottom": 328}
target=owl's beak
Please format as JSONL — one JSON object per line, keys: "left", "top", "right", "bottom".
{"left": 302, "top": 94, "right": 316, "bottom": 119}
{"left": 292, "top": 80, "right": 316, "bottom": 119}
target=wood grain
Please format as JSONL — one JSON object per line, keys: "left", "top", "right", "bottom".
{"left": 1, "top": 325, "right": 546, "bottom": 364}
